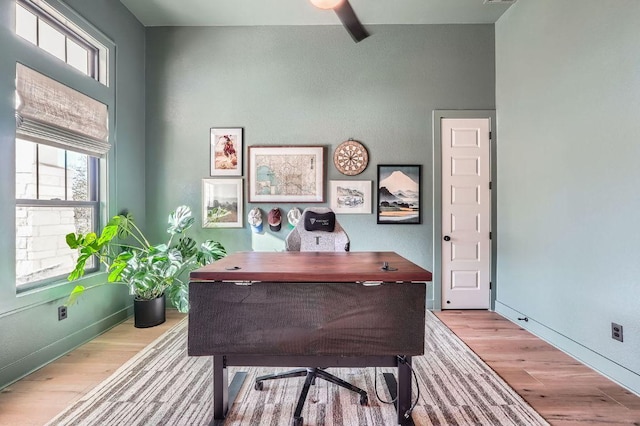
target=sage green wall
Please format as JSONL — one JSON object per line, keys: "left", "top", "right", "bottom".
{"left": 495, "top": 0, "right": 640, "bottom": 394}
{"left": 144, "top": 24, "right": 496, "bottom": 279}
{"left": 0, "top": 0, "right": 145, "bottom": 388}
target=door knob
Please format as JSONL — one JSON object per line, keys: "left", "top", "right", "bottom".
{"left": 443, "top": 236, "right": 451, "bottom": 241}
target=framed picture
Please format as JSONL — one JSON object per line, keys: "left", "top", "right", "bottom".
{"left": 210, "top": 128, "right": 243, "bottom": 176}
{"left": 377, "top": 165, "right": 421, "bottom": 224}
{"left": 248, "top": 146, "right": 325, "bottom": 203}
{"left": 330, "top": 180, "right": 372, "bottom": 214}
{"left": 202, "top": 178, "right": 243, "bottom": 228}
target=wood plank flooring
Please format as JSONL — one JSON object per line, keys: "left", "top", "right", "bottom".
{"left": 436, "top": 310, "right": 640, "bottom": 425}
{"left": 0, "top": 311, "right": 186, "bottom": 426}
{"left": 0, "top": 310, "right": 638, "bottom": 425}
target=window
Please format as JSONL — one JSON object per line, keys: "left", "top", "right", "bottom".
{"left": 15, "top": 0, "right": 108, "bottom": 85}
{"left": 14, "top": 1, "right": 110, "bottom": 291}
{"left": 16, "top": 141, "right": 99, "bottom": 288}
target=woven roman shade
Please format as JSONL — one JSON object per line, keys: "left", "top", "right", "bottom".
{"left": 15, "top": 63, "right": 110, "bottom": 157}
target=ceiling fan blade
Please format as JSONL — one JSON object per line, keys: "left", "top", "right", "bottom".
{"left": 334, "top": 0, "right": 369, "bottom": 43}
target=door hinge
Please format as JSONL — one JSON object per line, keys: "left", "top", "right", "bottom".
{"left": 489, "top": 131, "right": 492, "bottom": 140}
{"left": 489, "top": 181, "right": 492, "bottom": 190}
{"left": 489, "top": 281, "right": 492, "bottom": 290}
{"left": 489, "top": 232, "right": 492, "bottom": 240}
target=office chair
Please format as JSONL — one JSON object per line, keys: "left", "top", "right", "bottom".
{"left": 284, "top": 207, "right": 350, "bottom": 252}
{"left": 254, "top": 207, "right": 367, "bottom": 426}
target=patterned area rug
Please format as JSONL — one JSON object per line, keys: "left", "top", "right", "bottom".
{"left": 47, "top": 311, "right": 548, "bottom": 425}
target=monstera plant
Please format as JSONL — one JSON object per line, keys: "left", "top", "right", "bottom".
{"left": 66, "top": 205, "right": 226, "bottom": 322}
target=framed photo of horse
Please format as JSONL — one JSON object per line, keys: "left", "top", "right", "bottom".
{"left": 210, "top": 127, "right": 243, "bottom": 176}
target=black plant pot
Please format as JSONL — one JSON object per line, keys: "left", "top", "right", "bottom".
{"left": 134, "top": 294, "right": 166, "bottom": 328}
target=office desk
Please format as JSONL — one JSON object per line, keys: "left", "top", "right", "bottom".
{"left": 188, "top": 251, "right": 432, "bottom": 425}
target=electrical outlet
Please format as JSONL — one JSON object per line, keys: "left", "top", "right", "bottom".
{"left": 58, "top": 306, "right": 68, "bottom": 321}
{"left": 611, "top": 322, "right": 623, "bottom": 342}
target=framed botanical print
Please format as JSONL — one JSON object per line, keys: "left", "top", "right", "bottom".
{"left": 210, "top": 128, "right": 243, "bottom": 176}
{"left": 377, "top": 165, "right": 421, "bottom": 224}
{"left": 202, "top": 178, "right": 243, "bottom": 228}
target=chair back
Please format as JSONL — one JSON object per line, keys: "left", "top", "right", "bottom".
{"left": 285, "top": 207, "right": 349, "bottom": 252}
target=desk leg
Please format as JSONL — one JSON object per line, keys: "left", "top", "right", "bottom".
{"left": 382, "top": 357, "right": 415, "bottom": 426}
{"left": 397, "top": 356, "right": 413, "bottom": 426}
{"left": 212, "top": 356, "right": 228, "bottom": 420}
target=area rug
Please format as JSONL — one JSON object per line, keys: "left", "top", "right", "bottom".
{"left": 46, "top": 311, "right": 548, "bottom": 425}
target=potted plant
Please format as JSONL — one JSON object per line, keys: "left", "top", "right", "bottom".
{"left": 65, "top": 205, "right": 226, "bottom": 327}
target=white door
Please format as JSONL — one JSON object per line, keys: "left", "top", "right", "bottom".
{"left": 441, "top": 118, "right": 491, "bottom": 309}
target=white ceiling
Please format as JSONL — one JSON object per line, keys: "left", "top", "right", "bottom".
{"left": 119, "top": 0, "right": 515, "bottom": 27}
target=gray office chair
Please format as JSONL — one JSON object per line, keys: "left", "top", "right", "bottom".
{"left": 284, "top": 207, "right": 350, "bottom": 252}
{"left": 255, "top": 208, "right": 366, "bottom": 426}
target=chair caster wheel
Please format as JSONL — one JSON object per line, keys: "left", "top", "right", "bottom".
{"left": 254, "top": 381, "right": 264, "bottom": 391}
{"left": 359, "top": 393, "right": 368, "bottom": 405}
{"left": 292, "top": 416, "right": 303, "bottom": 426}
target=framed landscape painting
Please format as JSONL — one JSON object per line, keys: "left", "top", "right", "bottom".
{"left": 248, "top": 146, "right": 325, "bottom": 203}
{"left": 202, "top": 178, "right": 243, "bottom": 228}
{"left": 377, "top": 165, "right": 421, "bottom": 224}
{"left": 210, "top": 128, "right": 243, "bottom": 176}
{"left": 329, "top": 180, "right": 372, "bottom": 214}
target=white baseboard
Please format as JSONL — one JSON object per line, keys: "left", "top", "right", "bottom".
{"left": 0, "top": 307, "right": 131, "bottom": 390}
{"left": 495, "top": 301, "right": 640, "bottom": 397}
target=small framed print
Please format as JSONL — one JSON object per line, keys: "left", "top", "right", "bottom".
{"left": 377, "top": 165, "right": 421, "bottom": 224}
{"left": 330, "top": 180, "right": 372, "bottom": 214}
{"left": 210, "top": 128, "right": 243, "bottom": 176}
{"left": 202, "top": 178, "right": 243, "bottom": 228}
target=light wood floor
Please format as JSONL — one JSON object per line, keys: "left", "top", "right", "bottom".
{"left": 0, "top": 311, "right": 186, "bottom": 426}
{"left": 435, "top": 311, "right": 640, "bottom": 425}
{"left": 1, "top": 310, "right": 639, "bottom": 425}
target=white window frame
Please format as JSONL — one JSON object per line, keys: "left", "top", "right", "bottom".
{"left": 15, "top": 0, "right": 109, "bottom": 86}
{"left": 13, "top": 0, "right": 113, "bottom": 292}
{"left": 15, "top": 142, "right": 101, "bottom": 291}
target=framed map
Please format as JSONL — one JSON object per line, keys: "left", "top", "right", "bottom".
{"left": 248, "top": 146, "right": 325, "bottom": 203}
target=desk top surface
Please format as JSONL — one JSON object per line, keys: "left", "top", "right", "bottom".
{"left": 190, "top": 251, "right": 432, "bottom": 282}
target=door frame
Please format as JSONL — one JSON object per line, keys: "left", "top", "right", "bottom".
{"left": 432, "top": 110, "right": 497, "bottom": 311}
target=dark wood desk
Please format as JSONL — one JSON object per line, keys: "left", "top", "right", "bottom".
{"left": 188, "top": 251, "right": 432, "bottom": 425}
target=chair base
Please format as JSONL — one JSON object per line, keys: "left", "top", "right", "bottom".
{"left": 255, "top": 367, "right": 368, "bottom": 426}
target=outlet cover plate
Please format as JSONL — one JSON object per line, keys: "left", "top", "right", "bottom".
{"left": 611, "top": 322, "right": 623, "bottom": 342}
{"left": 58, "top": 306, "right": 68, "bottom": 321}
